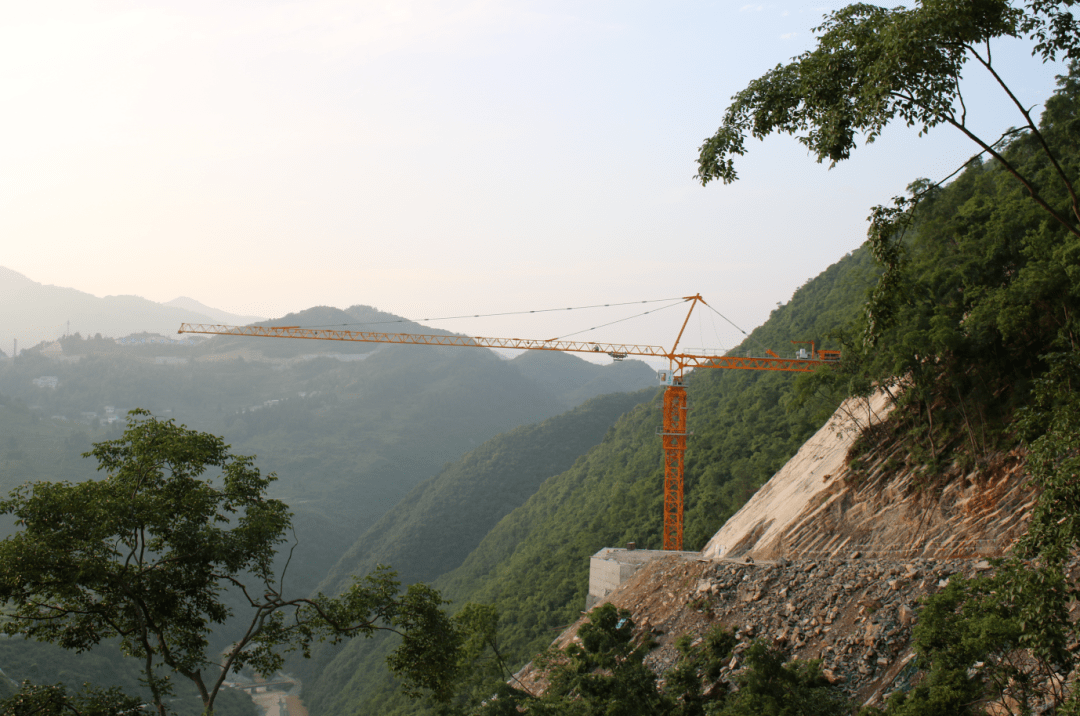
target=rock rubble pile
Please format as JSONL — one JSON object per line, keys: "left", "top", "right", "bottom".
{"left": 522, "top": 554, "right": 995, "bottom": 707}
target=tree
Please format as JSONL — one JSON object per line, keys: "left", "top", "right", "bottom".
{"left": 711, "top": 641, "right": 849, "bottom": 716}
{"left": 467, "top": 605, "right": 847, "bottom": 716}
{"left": 696, "top": 0, "right": 1080, "bottom": 239}
{"left": 519, "top": 603, "right": 672, "bottom": 715}
{"left": 0, "top": 410, "right": 462, "bottom": 716}
{"left": 0, "top": 682, "right": 145, "bottom": 716}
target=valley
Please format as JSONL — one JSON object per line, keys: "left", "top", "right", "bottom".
{"left": 0, "top": 49, "right": 1077, "bottom": 716}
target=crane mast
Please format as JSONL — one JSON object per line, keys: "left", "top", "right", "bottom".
{"left": 179, "top": 294, "right": 837, "bottom": 550}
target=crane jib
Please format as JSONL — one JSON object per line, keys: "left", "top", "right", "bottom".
{"left": 177, "top": 324, "right": 834, "bottom": 371}
{"left": 178, "top": 312, "right": 839, "bottom": 552}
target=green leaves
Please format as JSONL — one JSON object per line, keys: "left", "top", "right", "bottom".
{"left": 526, "top": 604, "right": 671, "bottom": 716}
{"left": 0, "top": 412, "right": 462, "bottom": 716}
{"left": 711, "top": 641, "right": 848, "bottom": 716}
{"left": 697, "top": 1, "right": 1079, "bottom": 239}
{"left": 878, "top": 565, "right": 1076, "bottom": 715}
{"left": 697, "top": 1, "right": 1004, "bottom": 183}
{"left": 0, "top": 682, "right": 146, "bottom": 716}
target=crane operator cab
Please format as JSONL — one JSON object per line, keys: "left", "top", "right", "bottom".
{"left": 657, "top": 369, "right": 684, "bottom": 387}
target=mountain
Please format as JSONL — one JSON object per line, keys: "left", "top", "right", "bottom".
{"left": 509, "top": 350, "right": 662, "bottom": 410}
{"left": 504, "top": 390, "right": 1035, "bottom": 710}
{"left": 299, "top": 247, "right": 881, "bottom": 715}
{"left": 325, "top": 67, "right": 1080, "bottom": 716}
{"left": 162, "top": 296, "right": 264, "bottom": 325}
{"left": 0, "top": 304, "right": 657, "bottom": 614}
{"left": 318, "top": 388, "right": 658, "bottom": 597}
{"left": 0, "top": 266, "right": 256, "bottom": 354}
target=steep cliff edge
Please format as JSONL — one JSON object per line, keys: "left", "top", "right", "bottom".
{"left": 702, "top": 392, "right": 1035, "bottom": 563}
{"left": 520, "top": 393, "right": 1040, "bottom": 708}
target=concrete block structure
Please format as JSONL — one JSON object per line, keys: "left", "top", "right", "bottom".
{"left": 586, "top": 547, "right": 696, "bottom": 610}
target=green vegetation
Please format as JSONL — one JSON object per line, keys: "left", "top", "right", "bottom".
{"left": 0, "top": 681, "right": 145, "bottom": 716}
{"left": 320, "top": 388, "right": 657, "bottom": 595}
{"left": 318, "top": 20, "right": 1080, "bottom": 716}
{"left": 0, "top": 307, "right": 653, "bottom": 602}
{"left": 300, "top": 246, "right": 879, "bottom": 715}
{"left": 0, "top": 396, "right": 105, "bottom": 524}
{"left": 703, "top": 11, "right": 1080, "bottom": 713}
{"left": 428, "top": 604, "right": 849, "bottom": 715}
{"left": 0, "top": 639, "right": 257, "bottom": 716}
{"left": 696, "top": 0, "right": 1078, "bottom": 239}
{"left": 793, "top": 61, "right": 1080, "bottom": 481}
{"left": 700, "top": 0, "right": 1080, "bottom": 473}
{"left": 859, "top": 352, "right": 1080, "bottom": 715}
{"left": 5, "top": 36, "right": 1076, "bottom": 712}
{"left": 0, "top": 412, "right": 461, "bottom": 716}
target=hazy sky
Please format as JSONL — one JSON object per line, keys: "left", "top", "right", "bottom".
{"left": 1, "top": 1, "right": 1070, "bottom": 355}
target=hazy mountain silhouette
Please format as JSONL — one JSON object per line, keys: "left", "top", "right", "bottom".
{"left": 162, "top": 296, "right": 264, "bottom": 325}
{"left": 0, "top": 267, "right": 263, "bottom": 354}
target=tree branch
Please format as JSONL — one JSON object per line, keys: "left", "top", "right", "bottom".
{"left": 954, "top": 74, "right": 968, "bottom": 127}
{"left": 886, "top": 87, "right": 1080, "bottom": 239}
{"left": 967, "top": 43, "right": 1080, "bottom": 226}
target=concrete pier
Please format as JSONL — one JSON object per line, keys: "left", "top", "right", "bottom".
{"left": 587, "top": 547, "right": 697, "bottom": 610}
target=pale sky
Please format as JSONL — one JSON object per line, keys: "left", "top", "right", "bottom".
{"left": 1, "top": 2, "right": 1069, "bottom": 355}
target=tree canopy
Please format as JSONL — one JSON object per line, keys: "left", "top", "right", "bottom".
{"left": 0, "top": 410, "right": 462, "bottom": 715}
{"left": 697, "top": 0, "right": 1079, "bottom": 238}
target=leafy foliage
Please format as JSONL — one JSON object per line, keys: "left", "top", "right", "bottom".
{"left": 710, "top": 641, "right": 850, "bottom": 716}
{"left": 697, "top": 0, "right": 1079, "bottom": 238}
{"left": 305, "top": 248, "right": 878, "bottom": 716}
{"left": 0, "top": 412, "right": 462, "bottom": 715}
{"left": 866, "top": 563, "right": 1076, "bottom": 716}
{"left": 0, "top": 682, "right": 145, "bottom": 716}
{"left": 864, "top": 272, "right": 1080, "bottom": 716}
{"left": 520, "top": 604, "right": 669, "bottom": 715}
{"left": 441, "top": 606, "right": 848, "bottom": 715}
{"left": 793, "top": 63, "right": 1080, "bottom": 476}
{"left": 0, "top": 639, "right": 256, "bottom": 716}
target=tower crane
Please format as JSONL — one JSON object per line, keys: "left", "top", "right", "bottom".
{"left": 178, "top": 294, "right": 838, "bottom": 550}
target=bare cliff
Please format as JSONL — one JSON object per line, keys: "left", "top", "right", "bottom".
{"left": 703, "top": 392, "right": 1035, "bottom": 563}
{"left": 518, "top": 392, "right": 1039, "bottom": 708}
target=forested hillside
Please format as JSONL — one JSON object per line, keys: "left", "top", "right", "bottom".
{"left": 374, "top": 59, "right": 1080, "bottom": 716}
{"left": 319, "top": 388, "right": 657, "bottom": 596}
{"left": 0, "top": 305, "right": 654, "bottom": 641}
{"left": 0, "top": 397, "right": 102, "bottom": 493}
{"left": 0, "top": 638, "right": 257, "bottom": 716}
{"left": 802, "top": 62, "right": 1080, "bottom": 480}
{"left": 300, "top": 247, "right": 880, "bottom": 715}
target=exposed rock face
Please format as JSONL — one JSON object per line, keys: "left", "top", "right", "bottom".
{"left": 703, "top": 392, "right": 1035, "bottom": 562}
{"left": 703, "top": 391, "right": 893, "bottom": 561}
{"left": 523, "top": 392, "right": 1039, "bottom": 708}
{"left": 519, "top": 553, "right": 999, "bottom": 706}
{"left": 753, "top": 448, "right": 1033, "bottom": 562}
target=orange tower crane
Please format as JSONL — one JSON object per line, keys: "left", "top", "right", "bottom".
{"left": 179, "top": 294, "right": 837, "bottom": 550}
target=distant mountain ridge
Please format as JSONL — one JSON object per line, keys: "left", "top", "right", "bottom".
{"left": 0, "top": 267, "right": 264, "bottom": 354}
{"left": 162, "top": 296, "right": 264, "bottom": 325}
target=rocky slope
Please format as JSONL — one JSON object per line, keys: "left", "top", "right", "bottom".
{"left": 518, "top": 392, "right": 1038, "bottom": 709}
{"left": 703, "top": 392, "right": 1035, "bottom": 563}
{"left": 519, "top": 553, "right": 1000, "bottom": 708}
